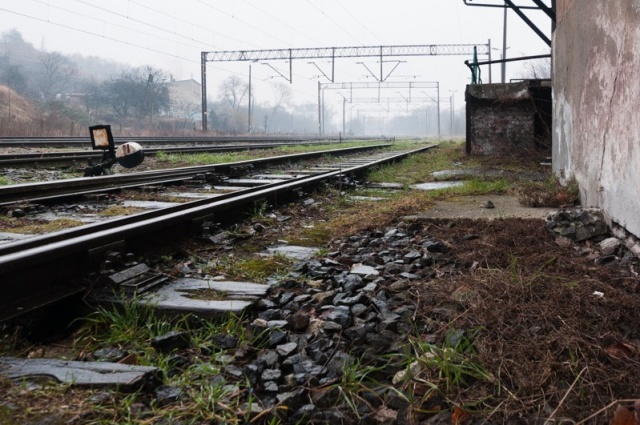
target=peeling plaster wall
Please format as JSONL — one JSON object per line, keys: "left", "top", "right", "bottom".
{"left": 553, "top": 0, "right": 640, "bottom": 237}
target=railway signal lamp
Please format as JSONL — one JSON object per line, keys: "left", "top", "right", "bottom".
{"left": 84, "top": 125, "right": 145, "bottom": 176}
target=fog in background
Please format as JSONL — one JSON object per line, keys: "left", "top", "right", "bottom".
{"left": 0, "top": 1, "right": 551, "bottom": 136}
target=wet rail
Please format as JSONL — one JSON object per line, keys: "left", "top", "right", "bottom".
{"left": 0, "top": 144, "right": 390, "bottom": 206}
{"left": 0, "top": 141, "right": 341, "bottom": 167}
{"left": 0, "top": 145, "right": 436, "bottom": 323}
{"left": 0, "top": 135, "right": 380, "bottom": 148}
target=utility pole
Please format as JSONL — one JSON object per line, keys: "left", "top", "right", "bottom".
{"left": 248, "top": 63, "right": 252, "bottom": 132}
{"left": 502, "top": 6, "right": 508, "bottom": 83}
{"left": 317, "top": 81, "right": 321, "bottom": 136}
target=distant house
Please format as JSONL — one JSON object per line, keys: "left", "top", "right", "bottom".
{"left": 166, "top": 79, "right": 201, "bottom": 120}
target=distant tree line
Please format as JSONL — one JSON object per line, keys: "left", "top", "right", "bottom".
{"left": 0, "top": 29, "right": 322, "bottom": 136}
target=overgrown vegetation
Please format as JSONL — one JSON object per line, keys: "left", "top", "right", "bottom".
{"left": 0, "top": 216, "right": 85, "bottom": 234}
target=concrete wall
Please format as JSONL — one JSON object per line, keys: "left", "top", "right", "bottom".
{"left": 553, "top": 0, "right": 640, "bottom": 237}
{"left": 465, "top": 81, "right": 551, "bottom": 156}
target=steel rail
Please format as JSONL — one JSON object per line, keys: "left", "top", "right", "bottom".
{"left": 0, "top": 145, "right": 437, "bottom": 322}
{"left": 0, "top": 144, "right": 391, "bottom": 206}
{"left": 0, "top": 136, "right": 380, "bottom": 148}
{"left": 0, "top": 141, "right": 349, "bottom": 167}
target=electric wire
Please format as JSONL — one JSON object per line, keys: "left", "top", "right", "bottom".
{"left": 239, "top": 0, "right": 324, "bottom": 46}
{"left": 195, "top": 0, "right": 293, "bottom": 47}
{"left": 29, "top": 0, "right": 206, "bottom": 51}
{"left": 304, "top": 0, "right": 363, "bottom": 45}
{"left": 0, "top": 6, "right": 200, "bottom": 64}
{"left": 71, "top": 0, "right": 237, "bottom": 48}
{"left": 329, "top": 0, "right": 383, "bottom": 44}
{"left": 127, "top": 0, "right": 255, "bottom": 49}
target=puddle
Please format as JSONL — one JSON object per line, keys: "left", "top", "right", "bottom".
{"left": 411, "top": 181, "right": 464, "bottom": 191}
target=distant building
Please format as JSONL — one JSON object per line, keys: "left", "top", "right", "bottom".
{"left": 166, "top": 79, "right": 201, "bottom": 120}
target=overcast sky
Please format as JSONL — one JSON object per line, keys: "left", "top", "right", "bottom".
{"left": 0, "top": 0, "right": 552, "bottom": 114}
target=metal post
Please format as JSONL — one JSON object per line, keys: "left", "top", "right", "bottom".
{"left": 437, "top": 84, "right": 441, "bottom": 139}
{"left": 248, "top": 63, "right": 252, "bottom": 133}
{"left": 487, "top": 39, "right": 492, "bottom": 84}
{"left": 425, "top": 107, "right": 428, "bottom": 136}
{"left": 502, "top": 6, "right": 508, "bottom": 83}
{"left": 342, "top": 97, "right": 346, "bottom": 135}
{"left": 322, "top": 86, "right": 325, "bottom": 135}
{"left": 317, "top": 81, "right": 321, "bottom": 135}
{"left": 450, "top": 95, "right": 454, "bottom": 136}
{"left": 201, "top": 52, "right": 208, "bottom": 132}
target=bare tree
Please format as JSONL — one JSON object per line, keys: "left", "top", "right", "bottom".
{"left": 218, "top": 76, "right": 249, "bottom": 132}
{"left": 219, "top": 75, "right": 248, "bottom": 113}
{"left": 36, "top": 51, "right": 77, "bottom": 101}
{"left": 264, "top": 82, "right": 292, "bottom": 132}
{"left": 520, "top": 56, "right": 551, "bottom": 79}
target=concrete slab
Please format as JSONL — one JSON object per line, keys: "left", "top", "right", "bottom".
{"left": 225, "top": 179, "right": 286, "bottom": 186}
{"left": 121, "top": 200, "right": 181, "bottom": 209}
{"left": 140, "top": 278, "right": 269, "bottom": 318}
{"left": 211, "top": 185, "right": 249, "bottom": 192}
{"left": 0, "top": 357, "right": 161, "bottom": 391}
{"left": 251, "top": 174, "right": 296, "bottom": 179}
{"left": 403, "top": 195, "right": 558, "bottom": 220}
{"left": 164, "top": 192, "right": 222, "bottom": 199}
{"left": 349, "top": 196, "right": 387, "bottom": 202}
{"left": 265, "top": 245, "right": 320, "bottom": 260}
{"left": 366, "top": 182, "right": 405, "bottom": 189}
{"left": 411, "top": 181, "right": 464, "bottom": 191}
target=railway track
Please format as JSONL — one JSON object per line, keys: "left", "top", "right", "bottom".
{"left": 0, "top": 145, "right": 436, "bottom": 324}
{"left": 0, "top": 144, "right": 390, "bottom": 206}
{"left": 0, "top": 140, "right": 373, "bottom": 168}
{"left": 0, "top": 135, "right": 378, "bottom": 149}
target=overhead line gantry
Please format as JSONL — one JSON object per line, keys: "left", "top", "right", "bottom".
{"left": 200, "top": 43, "right": 490, "bottom": 132}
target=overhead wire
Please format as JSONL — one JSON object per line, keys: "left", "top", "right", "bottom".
{"left": 239, "top": 0, "right": 324, "bottom": 46}
{"left": 72, "top": 0, "right": 241, "bottom": 49}
{"left": 29, "top": 0, "right": 205, "bottom": 51}
{"left": 0, "top": 6, "right": 199, "bottom": 64}
{"left": 126, "top": 0, "right": 256, "bottom": 49}
{"left": 303, "top": 0, "right": 363, "bottom": 45}
{"left": 195, "top": 0, "right": 293, "bottom": 47}
{"left": 329, "top": 0, "right": 383, "bottom": 44}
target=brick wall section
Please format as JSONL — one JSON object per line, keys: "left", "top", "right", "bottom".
{"left": 465, "top": 80, "right": 551, "bottom": 156}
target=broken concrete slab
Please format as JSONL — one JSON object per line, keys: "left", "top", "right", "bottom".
{"left": 265, "top": 245, "right": 320, "bottom": 260}
{"left": 121, "top": 200, "right": 181, "bottom": 209}
{"left": 139, "top": 278, "right": 270, "bottom": 318}
{"left": 0, "top": 357, "right": 161, "bottom": 391}
{"left": 164, "top": 192, "right": 223, "bottom": 199}
{"left": 366, "top": 182, "right": 404, "bottom": 189}
{"left": 411, "top": 181, "right": 464, "bottom": 191}
{"left": 348, "top": 196, "right": 387, "bottom": 202}
{"left": 225, "top": 178, "right": 287, "bottom": 186}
